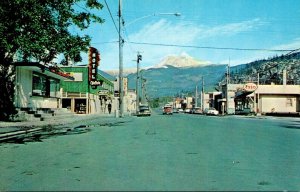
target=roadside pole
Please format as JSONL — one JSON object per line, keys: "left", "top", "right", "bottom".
{"left": 118, "top": 0, "right": 124, "bottom": 117}
{"left": 195, "top": 85, "right": 198, "bottom": 108}
{"left": 136, "top": 52, "right": 141, "bottom": 114}
{"left": 201, "top": 76, "right": 204, "bottom": 112}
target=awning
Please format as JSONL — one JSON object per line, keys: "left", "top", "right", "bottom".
{"left": 15, "top": 62, "right": 74, "bottom": 81}
{"left": 235, "top": 90, "right": 253, "bottom": 98}
{"left": 218, "top": 98, "right": 226, "bottom": 102}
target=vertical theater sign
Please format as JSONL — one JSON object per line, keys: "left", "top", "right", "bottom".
{"left": 88, "top": 47, "right": 101, "bottom": 89}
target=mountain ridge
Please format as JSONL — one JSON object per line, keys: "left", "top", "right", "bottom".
{"left": 104, "top": 53, "right": 211, "bottom": 76}
{"left": 153, "top": 53, "right": 211, "bottom": 69}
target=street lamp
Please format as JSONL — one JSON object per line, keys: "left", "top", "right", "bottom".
{"left": 136, "top": 52, "right": 142, "bottom": 114}
{"left": 118, "top": 0, "right": 180, "bottom": 117}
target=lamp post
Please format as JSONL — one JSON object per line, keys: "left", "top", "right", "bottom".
{"left": 136, "top": 52, "right": 142, "bottom": 114}
{"left": 118, "top": 0, "right": 180, "bottom": 117}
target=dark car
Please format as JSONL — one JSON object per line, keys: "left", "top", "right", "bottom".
{"left": 137, "top": 105, "right": 151, "bottom": 116}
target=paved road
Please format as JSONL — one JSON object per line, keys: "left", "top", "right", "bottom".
{"left": 1, "top": 112, "right": 300, "bottom": 191}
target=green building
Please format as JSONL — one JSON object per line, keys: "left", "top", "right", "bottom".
{"left": 60, "top": 66, "right": 114, "bottom": 114}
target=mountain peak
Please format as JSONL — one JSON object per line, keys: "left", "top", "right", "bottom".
{"left": 154, "top": 53, "right": 211, "bottom": 68}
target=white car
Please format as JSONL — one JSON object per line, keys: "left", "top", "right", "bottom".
{"left": 205, "top": 107, "right": 219, "bottom": 116}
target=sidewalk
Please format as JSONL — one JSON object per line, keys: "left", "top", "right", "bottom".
{"left": 0, "top": 113, "right": 116, "bottom": 134}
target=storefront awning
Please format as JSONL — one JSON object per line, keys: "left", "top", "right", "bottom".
{"left": 235, "top": 90, "right": 253, "bottom": 98}
{"left": 14, "top": 62, "right": 74, "bottom": 81}
{"left": 218, "top": 98, "right": 226, "bottom": 102}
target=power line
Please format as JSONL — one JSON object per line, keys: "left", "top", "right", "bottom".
{"left": 123, "top": 27, "right": 136, "bottom": 53}
{"left": 91, "top": 41, "right": 118, "bottom": 45}
{"left": 103, "top": 0, "right": 119, "bottom": 35}
{"left": 127, "top": 41, "right": 296, "bottom": 52}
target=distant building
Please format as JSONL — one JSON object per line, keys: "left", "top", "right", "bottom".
{"left": 218, "top": 82, "right": 300, "bottom": 116}
{"left": 113, "top": 77, "right": 137, "bottom": 116}
{"left": 126, "top": 89, "right": 137, "bottom": 115}
{"left": 253, "top": 84, "right": 300, "bottom": 115}
{"left": 173, "top": 98, "right": 182, "bottom": 109}
{"left": 185, "top": 97, "right": 194, "bottom": 109}
{"left": 202, "top": 91, "right": 222, "bottom": 111}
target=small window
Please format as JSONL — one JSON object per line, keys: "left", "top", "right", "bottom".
{"left": 286, "top": 98, "right": 293, "bottom": 107}
{"left": 32, "top": 72, "right": 59, "bottom": 97}
{"left": 32, "top": 74, "right": 47, "bottom": 96}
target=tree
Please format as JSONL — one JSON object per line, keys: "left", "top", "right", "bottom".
{"left": 0, "top": 0, "right": 104, "bottom": 121}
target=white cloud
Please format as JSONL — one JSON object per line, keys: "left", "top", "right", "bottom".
{"left": 219, "top": 38, "right": 300, "bottom": 66}
{"left": 201, "top": 18, "right": 266, "bottom": 38}
{"left": 272, "top": 38, "right": 300, "bottom": 51}
{"left": 100, "top": 18, "right": 267, "bottom": 70}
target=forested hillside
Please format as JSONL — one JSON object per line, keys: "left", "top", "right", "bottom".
{"left": 221, "top": 51, "right": 300, "bottom": 85}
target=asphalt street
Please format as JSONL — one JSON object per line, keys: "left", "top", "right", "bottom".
{"left": 1, "top": 112, "right": 300, "bottom": 191}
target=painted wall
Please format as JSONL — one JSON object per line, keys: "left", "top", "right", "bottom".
{"left": 261, "top": 95, "right": 297, "bottom": 113}
{"left": 125, "top": 90, "right": 137, "bottom": 115}
{"left": 15, "top": 67, "right": 32, "bottom": 108}
{"left": 15, "top": 67, "right": 59, "bottom": 109}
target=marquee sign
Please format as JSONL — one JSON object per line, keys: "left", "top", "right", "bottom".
{"left": 90, "top": 81, "right": 102, "bottom": 86}
{"left": 88, "top": 47, "right": 100, "bottom": 89}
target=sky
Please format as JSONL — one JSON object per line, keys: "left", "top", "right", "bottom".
{"left": 72, "top": 0, "right": 300, "bottom": 70}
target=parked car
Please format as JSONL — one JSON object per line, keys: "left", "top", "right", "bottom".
{"left": 204, "top": 107, "right": 219, "bottom": 116}
{"left": 137, "top": 105, "right": 151, "bottom": 116}
{"left": 163, "top": 105, "right": 173, "bottom": 115}
{"left": 191, "top": 107, "right": 202, "bottom": 114}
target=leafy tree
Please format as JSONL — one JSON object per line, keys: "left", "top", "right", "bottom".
{"left": 149, "top": 98, "right": 160, "bottom": 108}
{"left": 0, "top": 0, "right": 104, "bottom": 121}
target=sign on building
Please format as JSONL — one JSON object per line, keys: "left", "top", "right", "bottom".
{"left": 98, "top": 90, "right": 109, "bottom": 96}
{"left": 88, "top": 47, "right": 100, "bottom": 89}
{"left": 243, "top": 83, "right": 258, "bottom": 92}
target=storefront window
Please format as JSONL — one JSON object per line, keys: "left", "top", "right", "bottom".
{"left": 50, "top": 79, "right": 59, "bottom": 97}
{"left": 32, "top": 72, "right": 59, "bottom": 97}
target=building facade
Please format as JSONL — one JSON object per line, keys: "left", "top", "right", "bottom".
{"left": 60, "top": 66, "right": 114, "bottom": 114}
{"left": 214, "top": 83, "right": 300, "bottom": 115}
{"left": 113, "top": 77, "right": 137, "bottom": 116}
{"left": 14, "top": 62, "right": 73, "bottom": 110}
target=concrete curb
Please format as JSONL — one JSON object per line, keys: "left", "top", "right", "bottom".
{"left": 0, "top": 114, "right": 115, "bottom": 133}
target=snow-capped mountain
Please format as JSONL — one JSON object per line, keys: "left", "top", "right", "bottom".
{"left": 104, "top": 53, "right": 211, "bottom": 76}
{"left": 153, "top": 53, "right": 211, "bottom": 69}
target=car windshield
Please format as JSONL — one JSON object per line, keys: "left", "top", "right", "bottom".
{"left": 139, "top": 106, "right": 149, "bottom": 110}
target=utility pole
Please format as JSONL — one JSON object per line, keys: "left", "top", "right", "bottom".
{"left": 141, "top": 70, "right": 144, "bottom": 104}
{"left": 257, "top": 72, "right": 260, "bottom": 114}
{"left": 226, "top": 60, "right": 230, "bottom": 114}
{"left": 136, "top": 52, "right": 142, "bottom": 114}
{"left": 195, "top": 85, "right": 198, "bottom": 108}
{"left": 201, "top": 76, "right": 204, "bottom": 112}
{"left": 118, "top": 0, "right": 124, "bottom": 117}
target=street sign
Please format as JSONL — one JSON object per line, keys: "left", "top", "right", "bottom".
{"left": 114, "top": 91, "right": 119, "bottom": 97}
{"left": 98, "top": 90, "right": 109, "bottom": 95}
